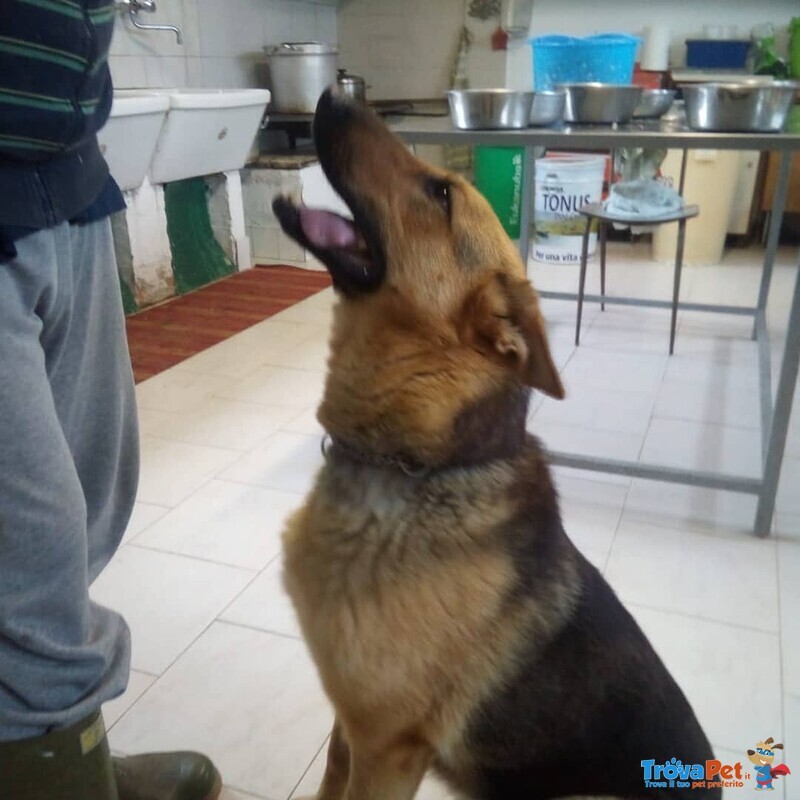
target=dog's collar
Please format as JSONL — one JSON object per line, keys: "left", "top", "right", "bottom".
{"left": 321, "top": 434, "right": 432, "bottom": 478}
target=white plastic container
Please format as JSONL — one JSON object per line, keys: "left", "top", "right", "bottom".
{"left": 652, "top": 149, "right": 739, "bottom": 266}
{"left": 98, "top": 92, "right": 169, "bottom": 191}
{"left": 146, "top": 89, "right": 270, "bottom": 184}
{"left": 533, "top": 154, "right": 606, "bottom": 264}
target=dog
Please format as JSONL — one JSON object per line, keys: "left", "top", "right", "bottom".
{"left": 272, "top": 89, "right": 719, "bottom": 800}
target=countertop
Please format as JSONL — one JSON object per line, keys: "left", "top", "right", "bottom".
{"left": 386, "top": 115, "right": 800, "bottom": 151}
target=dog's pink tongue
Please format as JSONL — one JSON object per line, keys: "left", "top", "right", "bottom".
{"left": 299, "top": 207, "right": 357, "bottom": 249}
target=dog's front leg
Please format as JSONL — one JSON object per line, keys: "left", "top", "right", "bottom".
{"left": 343, "top": 736, "right": 432, "bottom": 800}
{"left": 299, "top": 719, "right": 351, "bottom": 800}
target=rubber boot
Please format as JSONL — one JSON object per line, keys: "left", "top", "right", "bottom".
{"left": 113, "top": 751, "right": 222, "bottom": 800}
{"left": 0, "top": 710, "right": 118, "bottom": 800}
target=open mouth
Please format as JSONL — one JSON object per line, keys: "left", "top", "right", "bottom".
{"left": 272, "top": 194, "right": 383, "bottom": 296}
{"left": 272, "top": 194, "right": 385, "bottom": 297}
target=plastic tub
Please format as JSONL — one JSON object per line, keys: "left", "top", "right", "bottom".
{"left": 533, "top": 154, "right": 607, "bottom": 264}
{"left": 685, "top": 39, "right": 750, "bottom": 69}
{"left": 531, "top": 34, "right": 640, "bottom": 91}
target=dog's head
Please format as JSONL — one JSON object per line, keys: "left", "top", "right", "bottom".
{"left": 274, "top": 90, "right": 564, "bottom": 467}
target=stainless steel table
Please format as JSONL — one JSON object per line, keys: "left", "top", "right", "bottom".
{"left": 390, "top": 116, "right": 800, "bottom": 537}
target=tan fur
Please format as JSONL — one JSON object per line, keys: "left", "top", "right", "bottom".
{"left": 285, "top": 456, "right": 577, "bottom": 800}
{"left": 280, "top": 98, "right": 569, "bottom": 799}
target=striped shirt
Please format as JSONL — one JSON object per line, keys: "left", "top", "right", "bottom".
{"left": 0, "top": 0, "right": 121, "bottom": 232}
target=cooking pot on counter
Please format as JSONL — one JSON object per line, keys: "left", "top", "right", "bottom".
{"left": 264, "top": 41, "right": 337, "bottom": 113}
{"left": 336, "top": 69, "right": 367, "bottom": 103}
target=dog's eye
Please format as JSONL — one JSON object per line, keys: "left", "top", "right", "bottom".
{"left": 425, "top": 179, "right": 451, "bottom": 213}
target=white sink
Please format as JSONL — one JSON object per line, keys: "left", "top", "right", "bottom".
{"left": 98, "top": 92, "right": 169, "bottom": 191}
{"left": 143, "top": 88, "right": 270, "bottom": 183}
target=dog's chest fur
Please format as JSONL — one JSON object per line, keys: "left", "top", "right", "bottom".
{"left": 282, "top": 455, "right": 543, "bottom": 743}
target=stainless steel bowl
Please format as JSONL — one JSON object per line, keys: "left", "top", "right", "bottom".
{"left": 633, "top": 88, "right": 676, "bottom": 119}
{"left": 529, "top": 89, "right": 566, "bottom": 126}
{"left": 682, "top": 82, "right": 798, "bottom": 132}
{"left": 447, "top": 89, "right": 534, "bottom": 130}
{"left": 558, "top": 83, "right": 643, "bottom": 124}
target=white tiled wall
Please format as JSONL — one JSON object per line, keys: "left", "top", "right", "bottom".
{"left": 110, "top": 0, "right": 338, "bottom": 89}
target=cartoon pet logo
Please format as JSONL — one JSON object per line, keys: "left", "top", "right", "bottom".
{"left": 747, "top": 737, "right": 791, "bottom": 790}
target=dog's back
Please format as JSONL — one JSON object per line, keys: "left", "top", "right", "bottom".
{"left": 460, "top": 523, "right": 717, "bottom": 799}
{"left": 404, "top": 434, "right": 718, "bottom": 800}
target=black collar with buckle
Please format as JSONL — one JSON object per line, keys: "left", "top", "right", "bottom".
{"left": 319, "top": 385, "right": 532, "bottom": 479}
{"left": 321, "top": 434, "right": 433, "bottom": 478}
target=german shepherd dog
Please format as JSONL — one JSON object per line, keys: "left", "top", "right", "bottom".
{"left": 272, "top": 89, "right": 718, "bottom": 800}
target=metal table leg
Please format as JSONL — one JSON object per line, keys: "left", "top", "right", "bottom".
{"left": 669, "top": 218, "right": 687, "bottom": 356}
{"left": 575, "top": 219, "right": 592, "bottom": 346}
{"left": 678, "top": 148, "right": 689, "bottom": 195}
{"left": 752, "top": 151, "right": 792, "bottom": 339}
{"left": 599, "top": 220, "right": 607, "bottom": 311}
{"left": 754, "top": 245, "right": 800, "bottom": 536}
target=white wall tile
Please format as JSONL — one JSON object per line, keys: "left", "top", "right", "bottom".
{"left": 315, "top": 3, "right": 338, "bottom": 44}
{"left": 109, "top": 55, "right": 148, "bottom": 89}
{"left": 199, "top": 57, "right": 257, "bottom": 89}
{"left": 262, "top": 0, "right": 294, "bottom": 45}
{"left": 144, "top": 55, "right": 188, "bottom": 87}
{"left": 289, "top": 2, "right": 318, "bottom": 40}
{"left": 197, "top": 0, "right": 268, "bottom": 58}
{"left": 179, "top": 0, "right": 202, "bottom": 57}
{"left": 185, "top": 56, "right": 204, "bottom": 86}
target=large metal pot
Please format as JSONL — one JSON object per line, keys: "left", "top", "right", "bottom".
{"left": 264, "top": 42, "right": 337, "bottom": 113}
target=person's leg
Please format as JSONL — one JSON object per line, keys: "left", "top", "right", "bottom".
{"left": 54, "top": 218, "right": 140, "bottom": 585}
{"left": 0, "top": 218, "right": 222, "bottom": 800}
{"left": 0, "top": 220, "right": 133, "bottom": 740}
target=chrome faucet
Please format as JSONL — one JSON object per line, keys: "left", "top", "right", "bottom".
{"left": 117, "top": 0, "right": 183, "bottom": 45}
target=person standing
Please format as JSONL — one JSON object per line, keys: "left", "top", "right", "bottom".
{"left": 0, "top": 2, "right": 222, "bottom": 797}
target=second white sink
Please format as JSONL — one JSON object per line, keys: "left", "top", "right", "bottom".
{"left": 146, "top": 88, "right": 270, "bottom": 184}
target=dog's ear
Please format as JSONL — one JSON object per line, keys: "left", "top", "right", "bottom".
{"left": 460, "top": 273, "right": 565, "bottom": 399}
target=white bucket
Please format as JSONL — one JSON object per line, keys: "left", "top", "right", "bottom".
{"left": 533, "top": 155, "right": 607, "bottom": 264}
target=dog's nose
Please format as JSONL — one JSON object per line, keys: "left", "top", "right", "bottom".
{"left": 313, "top": 87, "right": 362, "bottom": 170}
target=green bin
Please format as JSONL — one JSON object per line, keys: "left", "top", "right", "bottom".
{"left": 791, "top": 17, "right": 800, "bottom": 79}
{"left": 474, "top": 146, "right": 524, "bottom": 239}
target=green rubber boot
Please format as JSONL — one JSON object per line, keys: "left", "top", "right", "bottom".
{"left": 0, "top": 711, "right": 118, "bottom": 800}
{"left": 112, "top": 751, "right": 222, "bottom": 800}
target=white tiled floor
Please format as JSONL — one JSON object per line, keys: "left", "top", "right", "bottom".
{"left": 97, "top": 243, "right": 800, "bottom": 800}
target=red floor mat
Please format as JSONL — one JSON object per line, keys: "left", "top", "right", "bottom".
{"left": 126, "top": 265, "right": 331, "bottom": 383}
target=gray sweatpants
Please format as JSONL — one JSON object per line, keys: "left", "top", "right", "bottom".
{"left": 0, "top": 218, "right": 138, "bottom": 740}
